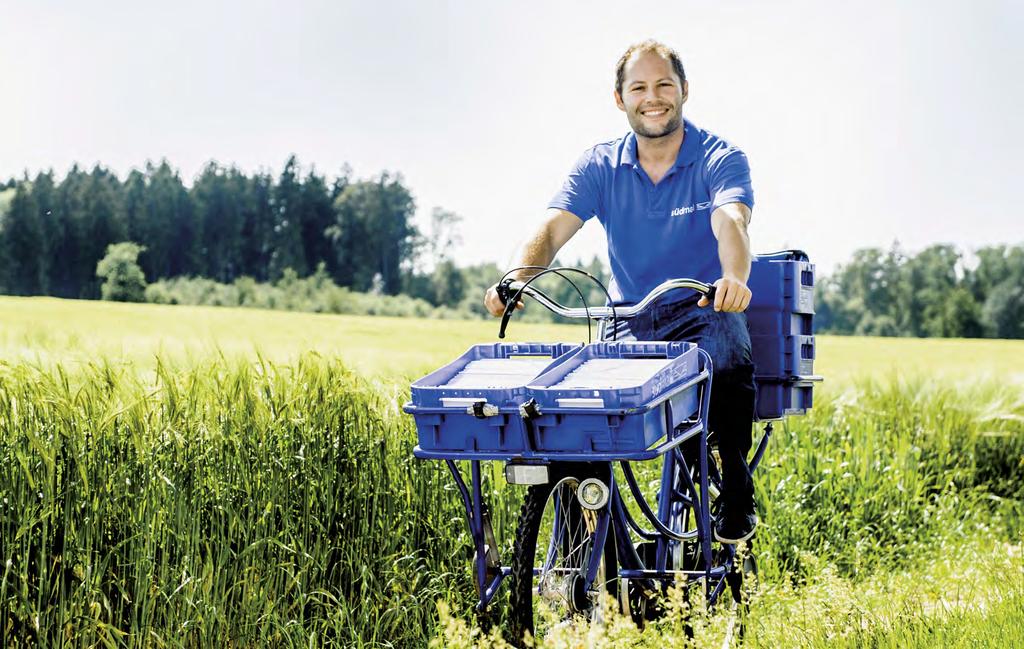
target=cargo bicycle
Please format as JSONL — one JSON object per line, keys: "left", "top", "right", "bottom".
{"left": 404, "top": 251, "right": 819, "bottom": 643}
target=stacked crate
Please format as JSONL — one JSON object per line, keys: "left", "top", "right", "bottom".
{"left": 746, "top": 251, "right": 820, "bottom": 420}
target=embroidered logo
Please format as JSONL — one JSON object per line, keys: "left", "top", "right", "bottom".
{"left": 670, "top": 205, "right": 694, "bottom": 216}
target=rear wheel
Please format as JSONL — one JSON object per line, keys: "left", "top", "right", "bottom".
{"left": 626, "top": 441, "right": 724, "bottom": 626}
{"left": 726, "top": 547, "right": 758, "bottom": 605}
{"left": 624, "top": 541, "right": 665, "bottom": 627}
{"left": 508, "top": 463, "right": 618, "bottom": 647}
{"left": 724, "top": 546, "right": 757, "bottom": 640}
{"left": 616, "top": 446, "right": 709, "bottom": 628}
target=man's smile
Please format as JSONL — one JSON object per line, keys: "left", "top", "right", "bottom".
{"left": 640, "top": 106, "right": 671, "bottom": 118}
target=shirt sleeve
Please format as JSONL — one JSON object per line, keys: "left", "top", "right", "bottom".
{"left": 547, "top": 148, "right": 600, "bottom": 222}
{"left": 706, "top": 143, "right": 755, "bottom": 213}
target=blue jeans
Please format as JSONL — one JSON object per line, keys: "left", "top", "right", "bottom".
{"left": 604, "top": 296, "right": 756, "bottom": 507}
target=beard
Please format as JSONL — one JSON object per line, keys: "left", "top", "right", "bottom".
{"left": 628, "top": 105, "right": 682, "bottom": 139}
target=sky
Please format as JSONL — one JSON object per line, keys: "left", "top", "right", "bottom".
{"left": 1, "top": 0, "right": 1021, "bottom": 274}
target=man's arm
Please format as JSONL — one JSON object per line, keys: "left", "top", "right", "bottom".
{"left": 483, "top": 209, "right": 584, "bottom": 316}
{"left": 698, "top": 202, "right": 753, "bottom": 312}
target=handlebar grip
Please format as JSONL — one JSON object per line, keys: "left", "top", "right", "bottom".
{"left": 704, "top": 284, "right": 716, "bottom": 304}
{"left": 495, "top": 279, "right": 513, "bottom": 306}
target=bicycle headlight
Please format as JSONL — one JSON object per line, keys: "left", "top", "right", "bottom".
{"left": 577, "top": 478, "right": 609, "bottom": 510}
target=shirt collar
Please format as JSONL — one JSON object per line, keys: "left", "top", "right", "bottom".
{"left": 620, "top": 119, "right": 702, "bottom": 169}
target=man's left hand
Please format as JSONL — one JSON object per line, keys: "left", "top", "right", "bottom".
{"left": 697, "top": 276, "right": 751, "bottom": 312}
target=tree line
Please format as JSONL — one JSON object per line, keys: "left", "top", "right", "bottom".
{"left": 1, "top": 160, "right": 1021, "bottom": 338}
{"left": 0, "top": 157, "right": 424, "bottom": 299}
{"left": 0, "top": 158, "right": 608, "bottom": 322}
{"left": 816, "top": 243, "right": 1024, "bottom": 339}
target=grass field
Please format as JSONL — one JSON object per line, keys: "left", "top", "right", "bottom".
{"left": 3, "top": 296, "right": 1023, "bottom": 384}
{"left": 1, "top": 295, "right": 1022, "bottom": 647}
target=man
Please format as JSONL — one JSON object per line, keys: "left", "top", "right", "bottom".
{"left": 483, "top": 39, "right": 757, "bottom": 543}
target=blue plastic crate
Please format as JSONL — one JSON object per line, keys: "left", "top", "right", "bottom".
{"left": 747, "top": 253, "right": 815, "bottom": 319}
{"left": 756, "top": 379, "right": 815, "bottom": 419}
{"left": 751, "top": 334, "right": 815, "bottom": 378}
{"left": 524, "top": 341, "right": 704, "bottom": 453}
{"left": 405, "top": 342, "right": 581, "bottom": 453}
{"left": 749, "top": 311, "right": 814, "bottom": 338}
{"left": 745, "top": 251, "right": 821, "bottom": 420}
{"left": 748, "top": 257, "right": 815, "bottom": 341}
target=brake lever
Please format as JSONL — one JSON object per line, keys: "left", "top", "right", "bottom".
{"left": 498, "top": 310, "right": 513, "bottom": 339}
{"left": 497, "top": 279, "right": 515, "bottom": 339}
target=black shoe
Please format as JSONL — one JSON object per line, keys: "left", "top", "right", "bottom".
{"left": 714, "top": 500, "right": 757, "bottom": 544}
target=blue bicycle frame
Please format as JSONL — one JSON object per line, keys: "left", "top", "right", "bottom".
{"left": 416, "top": 348, "right": 775, "bottom": 612}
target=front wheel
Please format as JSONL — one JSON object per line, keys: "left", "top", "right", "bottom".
{"left": 507, "top": 463, "right": 617, "bottom": 646}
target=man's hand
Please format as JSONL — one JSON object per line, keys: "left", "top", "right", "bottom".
{"left": 484, "top": 284, "right": 524, "bottom": 317}
{"left": 698, "top": 275, "right": 751, "bottom": 312}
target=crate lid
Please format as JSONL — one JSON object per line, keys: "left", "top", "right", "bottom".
{"left": 550, "top": 358, "right": 674, "bottom": 390}
{"left": 442, "top": 358, "right": 556, "bottom": 389}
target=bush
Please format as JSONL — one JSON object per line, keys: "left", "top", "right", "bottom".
{"left": 143, "top": 267, "right": 471, "bottom": 319}
{"left": 983, "top": 281, "right": 1024, "bottom": 339}
{"left": 95, "top": 242, "right": 147, "bottom": 302}
{"left": 854, "top": 313, "right": 900, "bottom": 337}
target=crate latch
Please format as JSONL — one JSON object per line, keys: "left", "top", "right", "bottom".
{"left": 468, "top": 401, "right": 499, "bottom": 418}
{"left": 519, "top": 398, "right": 542, "bottom": 420}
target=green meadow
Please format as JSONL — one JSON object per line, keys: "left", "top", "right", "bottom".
{"left": 1, "top": 296, "right": 1022, "bottom": 647}
{"left": 3, "top": 296, "right": 1023, "bottom": 383}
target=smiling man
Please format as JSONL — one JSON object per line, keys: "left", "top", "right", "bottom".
{"left": 484, "top": 39, "right": 758, "bottom": 543}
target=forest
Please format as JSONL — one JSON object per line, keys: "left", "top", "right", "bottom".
{"left": 1, "top": 159, "right": 1021, "bottom": 337}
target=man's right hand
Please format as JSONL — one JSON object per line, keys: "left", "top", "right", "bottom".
{"left": 484, "top": 284, "right": 524, "bottom": 317}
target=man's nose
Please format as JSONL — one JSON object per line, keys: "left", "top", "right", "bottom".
{"left": 643, "top": 87, "right": 663, "bottom": 103}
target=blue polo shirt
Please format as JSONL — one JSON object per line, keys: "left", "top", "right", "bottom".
{"left": 549, "top": 119, "right": 754, "bottom": 306}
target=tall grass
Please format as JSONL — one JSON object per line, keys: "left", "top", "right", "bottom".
{"left": 0, "top": 356, "right": 483, "bottom": 647}
{"left": 1, "top": 355, "right": 1021, "bottom": 646}
{"left": 759, "top": 377, "right": 1023, "bottom": 582}
{"left": 431, "top": 538, "right": 1024, "bottom": 648}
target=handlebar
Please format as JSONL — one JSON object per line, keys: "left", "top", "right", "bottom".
{"left": 496, "top": 275, "right": 716, "bottom": 339}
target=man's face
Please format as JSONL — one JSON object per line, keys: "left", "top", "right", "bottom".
{"left": 615, "top": 51, "right": 688, "bottom": 139}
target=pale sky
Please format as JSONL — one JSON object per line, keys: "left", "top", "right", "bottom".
{"left": 2, "top": 0, "right": 1021, "bottom": 274}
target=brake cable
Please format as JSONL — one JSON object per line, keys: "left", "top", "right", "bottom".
{"left": 496, "top": 266, "right": 618, "bottom": 342}
{"left": 497, "top": 266, "right": 592, "bottom": 342}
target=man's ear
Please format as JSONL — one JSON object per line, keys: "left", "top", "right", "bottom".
{"left": 614, "top": 90, "right": 625, "bottom": 112}
{"left": 681, "top": 80, "right": 689, "bottom": 104}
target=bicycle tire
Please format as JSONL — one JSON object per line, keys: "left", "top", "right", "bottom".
{"left": 507, "top": 462, "right": 618, "bottom": 646}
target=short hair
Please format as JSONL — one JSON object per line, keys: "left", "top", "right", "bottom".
{"left": 615, "top": 39, "right": 686, "bottom": 94}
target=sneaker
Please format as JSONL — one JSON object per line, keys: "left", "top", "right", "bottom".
{"left": 714, "top": 500, "right": 758, "bottom": 544}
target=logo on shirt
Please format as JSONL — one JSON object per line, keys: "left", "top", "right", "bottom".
{"left": 670, "top": 202, "right": 712, "bottom": 217}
